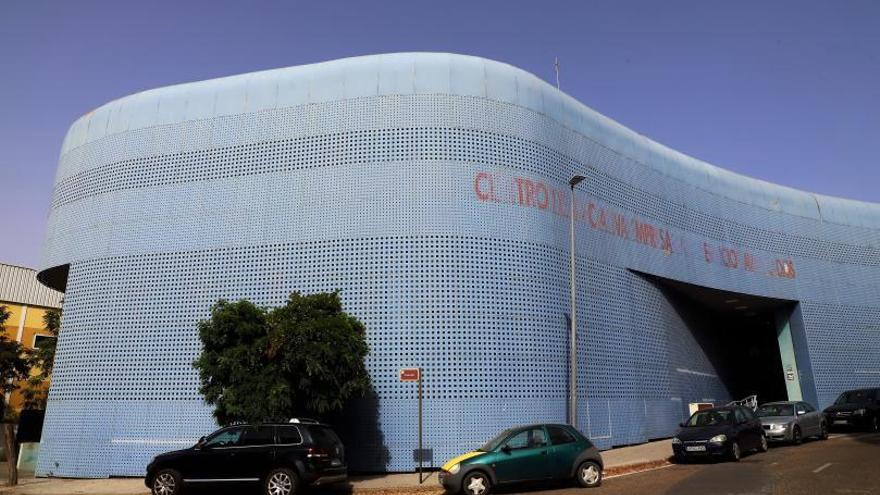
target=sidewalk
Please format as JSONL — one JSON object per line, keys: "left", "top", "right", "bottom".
{"left": 0, "top": 439, "right": 673, "bottom": 494}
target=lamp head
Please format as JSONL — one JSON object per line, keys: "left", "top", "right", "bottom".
{"left": 569, "top": 175, "right": 586, "bottom": 187}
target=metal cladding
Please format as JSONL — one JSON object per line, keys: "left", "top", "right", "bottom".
{"left": 38, "top": 53, "right": 880, "bottom": 477}
{"left": 0, "top": 263, "right": 63, "bottom": 309}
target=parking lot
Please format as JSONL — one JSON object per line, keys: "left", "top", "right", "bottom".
{"left": 526, "top": 432, "right": 880, "bottom": 495}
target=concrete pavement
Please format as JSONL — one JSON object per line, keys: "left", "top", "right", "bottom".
{"left": 0, "top": 438, "right": 675, "bottom": 494}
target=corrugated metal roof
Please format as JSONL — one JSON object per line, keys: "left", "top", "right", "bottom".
{"left": 0, "top": 263, "right": 63, "bottom": 308}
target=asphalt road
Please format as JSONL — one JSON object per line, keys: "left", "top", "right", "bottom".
{"left": 508, "top": 432, "right": 880, "bottom": 495}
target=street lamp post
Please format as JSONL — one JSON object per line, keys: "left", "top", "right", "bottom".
{"left": 568, "top": 175, "right": 586, "bottom": 428}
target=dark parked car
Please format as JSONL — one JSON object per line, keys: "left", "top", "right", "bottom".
{"left": 145, "top": 419, "right": 346, "bottom": 495}
{"left": 823, "top": 388, "right": 880, "bottom": 432}
{"left": 757, "top": 401, "right": 828, "bottom": 444}
{"left": 438, "top": 424, "right": 604, "bottom": 495}
{"left": 672, "top": 406, "right": 767, "bottom": 462}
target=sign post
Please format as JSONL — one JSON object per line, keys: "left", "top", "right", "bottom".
{"left": 399, "top": 367, "right": 423, "bottom": 483}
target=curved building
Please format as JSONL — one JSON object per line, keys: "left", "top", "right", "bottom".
{"left": 38, "top": 53, "right": 880, "bottom": 477}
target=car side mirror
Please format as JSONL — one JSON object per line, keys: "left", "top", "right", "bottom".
{"left": 501, "top": 445, "right": 511, "bottom": 454}
{"left": 196, "top": 436, "right": 207, "bottom": 449}
{"left": 679, "top": 422, "right": 686, "bottom": 428}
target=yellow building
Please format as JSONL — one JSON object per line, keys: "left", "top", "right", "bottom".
{"left": 0, "top": 263, "right": 64, "bottom": 414}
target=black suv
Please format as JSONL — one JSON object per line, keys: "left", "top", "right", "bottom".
{"left": 145, "top": 419, "right": 346, "bottom": 495}
{"left": 824, "top": 388, "right": 880, "bottom": 432}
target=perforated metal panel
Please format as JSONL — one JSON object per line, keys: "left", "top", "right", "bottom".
{"left": 38, "top": 53, "right": 880, "bottom": 477}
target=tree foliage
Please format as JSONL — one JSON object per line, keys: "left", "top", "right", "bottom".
{"left": 0, "top": 306, "right": 33, "bottom": 418}
{"left": 32, "top": 308, "right": 60, "bottom": 380}
{"left": 194, "top": 292, "right": 371, "bottom": 426}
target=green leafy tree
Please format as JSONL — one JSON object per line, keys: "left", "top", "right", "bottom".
{"left": 194, "top": 292, "right": 371, "bottom": 425}
{"left": 20, "top": 308, "right": 61, "bottom": 410}
{"left": 0, "top": 306, "right": 33, "bottom": 419}
{"left": 33, "top": 308, "right": 60, "bottom": 380}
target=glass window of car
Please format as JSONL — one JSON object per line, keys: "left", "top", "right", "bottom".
{"left": 203, "top": 427, "right": 244, "bottom": 448}
{"left": 734, "top": 408, "right": 748, "bottom": 424}
{"left": 757, "top": 404, "right": 794, "bottom": 417}
{"left": 504, "top": 430, "right": 530, "bottom": 450}
{"left": 239, "top": 425, "right": 275, "bottom": 446}
{"left": 480, "top": 429, "right": 512, "bottom": 451}
{"left": 800, "top": 402, "right": 814, "bottom": 413}
{"left": 308, "top": 425, "right": 341, "bottom": 448}
{"left": 531, "top": 428, "right": 548, "bottom": 448}
{"left": 687, "top": 409, "right": 733, "bottom": 427}
{"left": 795, "top": 404, "right": 807, "bottom": 415}
{"left": 547, "top": 426, "right": 576, "bottom": 445}
{"left": 276, "top": 425, "right": 303, "bottom": 445}
{"left": 835, "top": 390, "right": 874, "bottom": 405}
{"left": 741, "top": 407, "right": 757, "bottom": 420}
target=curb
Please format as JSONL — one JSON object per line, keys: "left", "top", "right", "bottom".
{"left": 349, "top": 458, "right": 676, "bottom": 493}
{"left": 603, "top": 456, "right": 675, "bottom": 478}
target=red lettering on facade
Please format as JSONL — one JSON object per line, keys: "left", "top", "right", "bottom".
{"left": 703, "top": 242, "right": 714, "bottom": 263}
{"left": 535, "top": 182, "right": 549, "bottom": 210}
{"left": 613, "top": 213, "right": 629, "bottom": 239}
{"left": 721, "top": 248, "right": 738, "bottom": 268}
{"left": 634, "top": 220, "right": 658, "bottom": 248}
{"left": 743, "top": 253, "right": 756, "bottom": 272}
{"left": 471, "top": 172, "right": 796, "bottom": 281}
{"left": 475, "top": 172, "right": 494, "bottom": 201}
{"left": 660, "top": 229, "right": 673, "bottom": 254}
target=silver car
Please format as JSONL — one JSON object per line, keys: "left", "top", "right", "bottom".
{"left": 756, "top": 401, "right": 828, "bottom": 444}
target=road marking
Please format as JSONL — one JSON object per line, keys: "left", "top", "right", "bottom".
{"left": 813, "top": 463, "right": 832, "bottom": 473}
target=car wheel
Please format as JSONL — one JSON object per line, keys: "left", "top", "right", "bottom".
{"left": 758, "top": 434, "right": 768, "bottom": 452}
{"left": 462, "top": 471, "right": 491, "bottom": 495}
{"left": 729, "top": 441, "right": 741, "bottom": 462}
{"left": 576, "top": 461, "right": 602, "bottom": 488}
{"left": 151, "top": 469, "right": 182, "bottom": 495}
{"left": 792, "top": 426, "right": 802, "bottom": 445}
{"left": 819, "top": 422, "right": 829, "bottom": 440}
{"left": 265, "top": 468, "right": 299, "bottom": 495}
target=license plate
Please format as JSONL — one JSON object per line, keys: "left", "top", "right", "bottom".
{"left": 685, "top": 445, "right": 706, "bottom": 452}
{"left": 833, "top": 420, "right": 848, "bottom": 425}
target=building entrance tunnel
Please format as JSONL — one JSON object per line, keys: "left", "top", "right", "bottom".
{"left": 648, "top": 275, "right": 797, "bottom": 405}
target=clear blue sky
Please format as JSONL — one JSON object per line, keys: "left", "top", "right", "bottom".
{"left": 1, "top": 0, "right": 878, "bottom": 268}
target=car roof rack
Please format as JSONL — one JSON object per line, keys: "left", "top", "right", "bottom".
{"left": 288, "top": 418, "right": 320, "bottom": 424}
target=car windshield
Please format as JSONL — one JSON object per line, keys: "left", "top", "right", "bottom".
{"left": 479, "top": 429, "right": 513, "bottom": 452}
{"left": 686, "top": 409, "right": 734, "bottom": 427}
{"left": 757, "top": 404, "right": 794, "bottom": 417}
{"left": 835, "top": 391, "right": 874, "bottom": 405}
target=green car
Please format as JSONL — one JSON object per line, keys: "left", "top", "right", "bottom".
{"left": 438, "top": 424, "right": 604, "bottom": 495}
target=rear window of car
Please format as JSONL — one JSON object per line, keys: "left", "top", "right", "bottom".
{"left": 836, "top": 390, "right": 876, "bottom": 405}
{"left": 239, "top": 425, "right": 275, "bottom": 446}
{"left": 307, "top": 425, "right": 341, "bottom": 448}
{"left": 687, "top": 409, "right": 734, "bottom": 426}
{"left": 757, "top": 404, "right": 794, "bottom": 417}
{"left": 276, "top": 425, "right": 303, "bottom": 445}
{"left": 548, "top": 426, "right": 576, "bottom": 445}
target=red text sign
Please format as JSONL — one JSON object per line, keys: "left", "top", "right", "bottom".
{"left": 399, "top": 368, "right": 421, "bottom": 382}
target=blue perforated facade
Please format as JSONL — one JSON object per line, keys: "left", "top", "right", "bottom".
{"left": 37, "top": 53, "right": 880, "bottom": 477}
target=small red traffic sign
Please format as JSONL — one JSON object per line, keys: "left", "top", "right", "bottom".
{"left": 399, "top": 368, "right": 421, "bottom": 381}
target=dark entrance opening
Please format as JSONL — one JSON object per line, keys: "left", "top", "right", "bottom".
{"left": 644, "top": 274, "right": 794, "bottom": 404}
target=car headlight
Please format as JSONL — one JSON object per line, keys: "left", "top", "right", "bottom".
{"left": 671, "top": 437, "right": 681, "bottom": 445}
{"left": 855, "top": 408, "right": 867, "bottom": 416}
{"left": 769, "top": 423, "right": 788, "bottom": 431}
{"left": 709, "top": 434, "right": 727, "bottom": 444}
{"left": 448, "top": 463, "right": 460, "bottom": 475}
